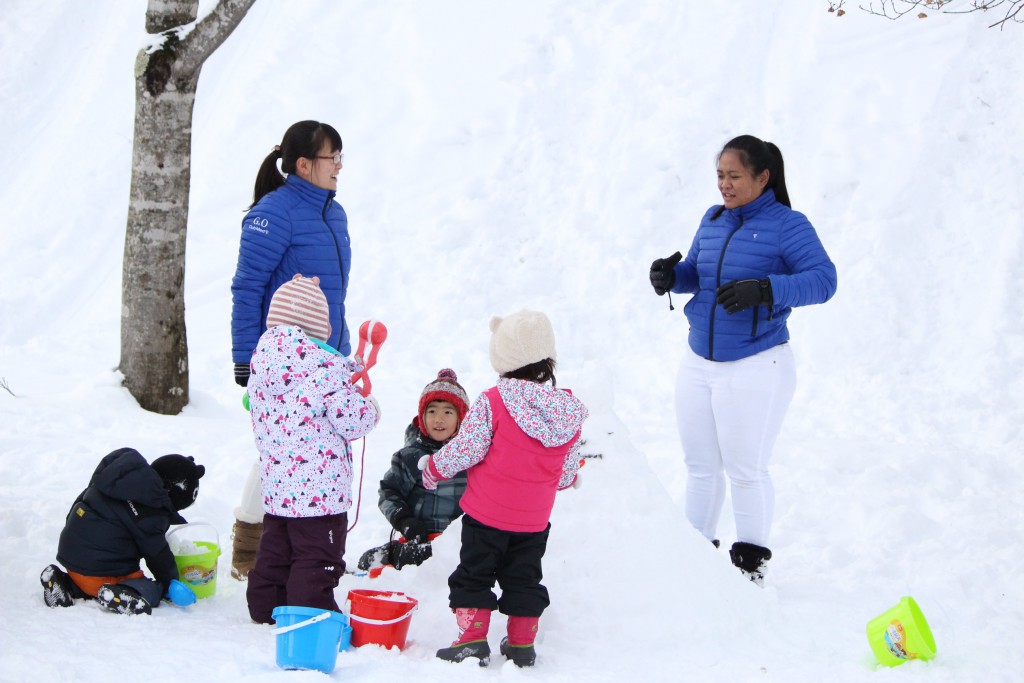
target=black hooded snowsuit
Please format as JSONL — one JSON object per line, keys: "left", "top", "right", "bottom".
{"left": 56, "top": 447, "right": 183, "bottom": 593}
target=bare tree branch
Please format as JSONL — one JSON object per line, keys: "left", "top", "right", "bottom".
{"left": 828, "top": 0, "right": 1023, "bottom": 28}
{"left": 0, "top": 377, "right": 15, "bottom": 398}
{"left": 177, "top": 0, "right": 260, "bottom": 86}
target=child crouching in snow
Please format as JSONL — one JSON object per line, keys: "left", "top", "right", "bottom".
{"left": 357, "top": 368, "right": 470, "bottom": 572}
{"left": 40, "top": 447, "right": 205, "bottom": 615}
{"left": 422, "top": 310, "right": 588, "bottom": 667}
{"left": 245, "top": 274, "right": 381, "bottom": 624}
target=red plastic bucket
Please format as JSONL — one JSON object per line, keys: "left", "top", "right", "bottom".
{"left": 346, "top": 589, "right": 418, "bottom": 650}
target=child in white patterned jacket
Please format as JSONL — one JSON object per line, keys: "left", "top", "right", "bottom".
{"left": 245, "top": 274, "right": 380, "bottom": 624}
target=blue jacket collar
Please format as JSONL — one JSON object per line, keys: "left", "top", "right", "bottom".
{"left": 285, "top": 173, "right": 336, "bottom": 203}
{"left": 728, "top": 188, "right": 776, "bottom": 220}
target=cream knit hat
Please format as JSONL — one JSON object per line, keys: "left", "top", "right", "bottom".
{"left": 488, "top": 310, "right": 556, "bottom": 375}
{"left": 265, "top": 274, "right": 331, "bottom": 341}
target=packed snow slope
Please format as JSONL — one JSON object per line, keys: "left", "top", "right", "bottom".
{"left": 0, "top": 1, "right": 1021, "bottom": 681}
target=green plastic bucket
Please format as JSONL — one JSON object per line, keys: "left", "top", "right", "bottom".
{"left": 866, "top": 596, "right": 936, "bottom": 666}
{"left": 167, "top": 523, "right": 221, "bottom": 599}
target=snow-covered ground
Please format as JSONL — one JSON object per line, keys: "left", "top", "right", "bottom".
{"left": 1, "top": 1, "right": 1022, "bottom": 681}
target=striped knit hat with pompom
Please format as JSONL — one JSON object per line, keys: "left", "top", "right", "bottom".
{"left": 416, "top": 369, "right": 470, "bottom": 435}
{"left": 265, "top": 274, "right": 331, "bottom": 342}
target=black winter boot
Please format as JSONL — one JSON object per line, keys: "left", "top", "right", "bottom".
{"left": 729, "top": 542, "right": 772, "bottom": 586}
{"left": 97, "top": 583, "right": 152, "bottom": 615}
{"left": 392, "top": 540, "right": 433, "bottom": 569}
{"left": 40, "top": 565, "right": 77, "bottom": 608}
{"left": 356, "top": 541, "right": 395, "bottom": 571}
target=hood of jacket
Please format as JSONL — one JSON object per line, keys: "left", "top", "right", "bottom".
{"left": 258, "top": 325, "right": 340, "bottom": 402}
{"left": 495, "top": 378, "right": 587, "bottom": 447}
{"left": 88, "top": 448, "right": 180, "bottom": 518}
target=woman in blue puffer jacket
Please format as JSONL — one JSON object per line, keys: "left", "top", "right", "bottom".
{"left": 229, "top": 120, "right": 351, "bottom": 579}
{"left": 649, "top": 134, "right": 837, "bottom": 584}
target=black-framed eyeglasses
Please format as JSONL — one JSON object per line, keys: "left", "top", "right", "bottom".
{"left": 316, "top": 152, "right": 344, "bottom": 165}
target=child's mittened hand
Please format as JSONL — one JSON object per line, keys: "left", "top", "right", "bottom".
{"left": 400, "top": 518, "right": 430, "bottom": 544}
{"left": 558, "top": 472, "right": 582, "bottom": 491}
{"left": 421, "top": 457, "right": 439, "bottom": 490}
{"left": 366, "top": 394, "right": 381, "bottom": 425}
{"left": 417, "top": 455, "right": 430, "bottom": 471}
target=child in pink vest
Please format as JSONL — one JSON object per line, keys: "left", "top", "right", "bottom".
{"left": 421, "top": 310, "right": 588, "bottom": 667}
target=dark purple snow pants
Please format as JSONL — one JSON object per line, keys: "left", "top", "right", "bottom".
{"left": 246, "top": 513, "right": 347, "bottom": 624}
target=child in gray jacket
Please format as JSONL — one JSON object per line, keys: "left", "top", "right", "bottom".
{"left": 357, "top": 369, "right": 469, "bottom": 571}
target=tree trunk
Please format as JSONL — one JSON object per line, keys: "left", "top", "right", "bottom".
{"left": 120, "top": 0, "right": 257, "bottom": 414}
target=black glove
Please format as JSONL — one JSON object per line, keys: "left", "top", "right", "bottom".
{"left": 649, "top": 251, "right": 683, "bottom": 296}
{"left": 234, "top": 362, "right": 251, "bottom": 387}
{"left": 716, "top": 278, "right": 773, "bottom": 314}
{"left": 397, "top": 517, "right": 430, "bottom": 544}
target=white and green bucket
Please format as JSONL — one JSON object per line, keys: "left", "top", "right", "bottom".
{"left": 166, "top": 522, "right": 221, "bottom": 599}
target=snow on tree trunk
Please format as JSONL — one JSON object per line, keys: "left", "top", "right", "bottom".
{"left": 120, "top": 0, "right": 256, "bottom": 415}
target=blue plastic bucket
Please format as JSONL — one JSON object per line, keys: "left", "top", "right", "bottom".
{"left": 271, "top": 606, "right": 349, "bottom": 673}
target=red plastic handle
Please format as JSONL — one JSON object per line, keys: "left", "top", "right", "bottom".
{"left": 350, "top": 320, "right": 387, "bottom": 397}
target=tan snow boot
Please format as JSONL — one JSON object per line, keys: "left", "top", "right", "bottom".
{"left": 230, "top": 520, "right": 262, "bottom": 580}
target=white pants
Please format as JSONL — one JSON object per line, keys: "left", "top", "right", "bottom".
{"left": 675, "top": 343, "right": 796, "bottom": 548}
{"left": 234, "top": 460, "right": 264, "bottom": 524}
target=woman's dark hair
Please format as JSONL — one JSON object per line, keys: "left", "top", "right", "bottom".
{"left": 249, "top": 120, "right": 343, "bottom": 208}
{"left": 711, "top": 135, "right": 789, "bottom": 220}
{"left": 501, "top": 358, "right": 557, "bottom": 386}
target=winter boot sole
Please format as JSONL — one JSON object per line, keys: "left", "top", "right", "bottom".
{"left": 40, "top": 565, "right": 74, "bottom": 608}
{"left": 500, "top": 637, "right": 536, "bottom": 667}
{"left": 741, "top": 569, "right": 766, "bottom": 587}
{"left": 436, "top": 640, "right": 490, "bottom": 666}
{"left": 97, "top": 584, "right": 152, "bottom": 615}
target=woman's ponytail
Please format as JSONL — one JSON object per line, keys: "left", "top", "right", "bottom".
{"left": 762, "top": 141, "right": 790, "bottom": 208}
{"left": 250, "top": 147, "right": 285, "bottom": 209}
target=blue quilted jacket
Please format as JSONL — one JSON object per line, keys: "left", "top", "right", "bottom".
{"left": 671, "top": 189, "right": 837, "bottom": 361}
{"left": 231, "top": 174, "right": 351, "bottom": 363}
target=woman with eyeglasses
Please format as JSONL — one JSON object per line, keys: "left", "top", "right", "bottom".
{"left": 229, "top": 120, "right": 351, "bottom": 581}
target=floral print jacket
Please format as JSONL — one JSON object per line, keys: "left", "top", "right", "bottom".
{"left": 249, "top": 325, "right": 379, "bottom": 517}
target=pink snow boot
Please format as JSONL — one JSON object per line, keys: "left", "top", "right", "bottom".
{"left": 436, "top": 607, "right": 491, "bottom": 665}
{"left": 500, "top": 615, "right": 539, "bottom": 667}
